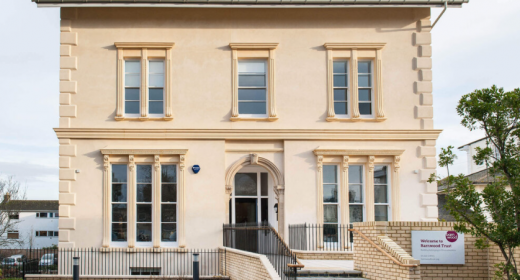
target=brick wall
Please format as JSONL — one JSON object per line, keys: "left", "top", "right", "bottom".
{"left": 219, "top": 247, "right": 280, "bottom": 280}
{"left": 488, "top": 244, "right": 520, "bottom": 279}
{"left": 353, "top": 221, "right": 494, "bottom": 280}
{"left": 26, "top": 277, "right": 227, "bottom": 280}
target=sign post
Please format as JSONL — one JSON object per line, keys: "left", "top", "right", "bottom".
{"left": 411, "top": 231, "right": 465, "bottom": 265}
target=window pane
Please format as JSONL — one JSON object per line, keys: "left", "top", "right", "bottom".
{"left": 137, "top": 205, "right": 152, "bottom": 222}
{"left": 358, "top": 74, "right": 371, "bottom": 87}
{"left": 149, "top": 61, "right": 164, "bottom": 73}
{"left": 359, "top": 103, "right": 372, "bottom": 115}
{"left": 40, "top": 231, "right": 48, "bottom": 237}
{"left": 149, "top": 74, "right": 164, "bottom": 87}
{"left": 359, "top": 89, "right": 371, "bottom": 101}
{"left": 238, "top": 89, "right": 266, "bottom": 101}
{"left": 125, "top": 101, "right": 139, "bottom": 114}
{"left": 136, "top": 224, "right": 152, "bottom": 242}
{"left": 333, "top": 61, "right": 347, "bottom": 73}
{"left": 112, "top": 165, "right": 127, "bottom": 183}
{"left": 358, "top": 61, "right": 371, "bottom": 74}
{"left": 238, "top": 60, "right": 266, "bottom": 73}
{"left": 137, "top": 165, "right": 152, "bottom": 183}
{"left": 374, "top": 166, "right": 388, "bottom": 184}
{"left": 333, "top": 74, "right": 347, "bottom": 87}
{"left": 324, "top": 205, "right": 338, "bottom": 223}
{"left": 161, "top": 224, "right": 177, "bottom": 242}
{"left": 112, "top": 223, "right": 127, "bottom": 241}
{"left": 161, "top": 165, "right": 176, "bottom": 183}
{"left": 137, "top": 184, "right": 152, "bottom": 202}
{"left": 125, "top": 61, "right": 140, "bottom": 73}
{"left": 239, "top": 75, "right": 266, "bottom": 87}
{"left": 161, "top": 204, "right": 176, "bottom": 223}
{"left": 348, "top": 165, "right": 363, "bottom": 184}
{"left": 149, "top": 88, "right": 163, "bottom": 101}
{"left": 261, "top": 198, "right": 268, "bottom": 222}
{"left": 349, "top": 184, "right": 363, "bottom": 203}
{"left": 323, "top": 184, "right": 338, "bottom": 203}
{"left": 334, "top": 89, "right": 347, "bottom": 101}
{"left": 324, "top": 224, "right": 338, "bottom": 243}
{"left": 238, "top": 102, "right": 266, "bottom": 115}
{"left": 125, "top": 73, "right": 141, "bottom": 87}
{"left": 149, "top": 101, "right": 164, "bottom": 114}
{"left": 260, "top": 173, "right": 268, "bottom": 196}
{"left": 323, "top": 165, "right": 337, "bottom": 183}
{"left": 375, "top": 185, "right": 388, "bottom": 204}
{"left": 334, "top": 102, "right": 348, "bottom": 115}
{"left": 235, "top": 173, "right": 257, "bottom": 196}
{"left": 375, "top": 205, "right": 388, "bottom": 221}
{"left": 235, "top": 198, "right": 257, "bottom": 224}
{"left": 125, "top": 88, "right": 140, "bottom": 101}
{"left": 349, "top": 205, "right": 363, "bottom": 223}
{"left": 112, "top": 184, "right": 127, "bottom": 202}
{"left": 162, "top": 184, "right": 177, "bottom": 203}
{"left": 40, "top": 213, "right": 48, "bottom": 218}
{"left": 112, "top": 205, "right": 127, "bottom": 222}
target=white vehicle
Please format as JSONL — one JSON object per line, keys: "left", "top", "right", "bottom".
{"left": 1, "top": 254, "right": 25, "bottom": 266}
{"left": 39, "top": 253, "right": 56, "bottom": 266}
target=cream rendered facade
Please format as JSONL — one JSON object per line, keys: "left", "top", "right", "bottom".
{"left": 53, "top": 6, "right": 440, "bottom": 249}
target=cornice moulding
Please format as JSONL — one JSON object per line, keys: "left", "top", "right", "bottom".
{"left": 101, "top": 148, "right": 188, "bottom": 155}
{"left": 55, "top": 128, "right": 442, "bottom": 141}
{"left": 114, "top": 42, "right": 175, "bottom": 49}
{"left": 324, "top": 43, "right": 386, "bottom": 50}
{"left": 229, "top": 43, "right": 279, "bottom": 50}
{"left": 314, "top": 146, "right": 405, "bottom": 156}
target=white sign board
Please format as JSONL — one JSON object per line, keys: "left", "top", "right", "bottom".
{"left": 411, "top": 231, "right": 465, "bottom": 265}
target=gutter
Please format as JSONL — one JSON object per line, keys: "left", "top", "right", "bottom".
{"left": 431, "top": 1, "right": 448, "bottom": 28}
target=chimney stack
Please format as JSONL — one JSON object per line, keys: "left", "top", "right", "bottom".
{"left": 3, "top": 193, "right": 10, "bottom": 203}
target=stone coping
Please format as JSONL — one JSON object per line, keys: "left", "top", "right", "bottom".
{"left": 25, "top": 276, "right": 228, "bottom": 279}
{"left": 220, "top": 247, "right": 281, "bottom": 280}
{"left": 352, "top": 221, "right": 457, "bottom": 227}
{"left": 292, "top": 250, "right": 353, "bottom": 254}
{"left": 376, "top": 236, "right": 420, "bottom": 266}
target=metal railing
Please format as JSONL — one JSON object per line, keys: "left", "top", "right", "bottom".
{"left": 0, "top": 248, "right": 225, "bottom": 278}
{"left": 288, "top": 223, "right": 353, "bottom": 251}
{"left": 223, "top": 222, "right": 299, "bottom": 280}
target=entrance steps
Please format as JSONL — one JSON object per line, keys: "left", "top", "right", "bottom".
{"left": 295, "top": 260, "right": 367, "bottom": 279}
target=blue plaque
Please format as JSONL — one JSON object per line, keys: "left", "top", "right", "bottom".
{"left": 192, "top": 165, "right": 201, "bottom": 174}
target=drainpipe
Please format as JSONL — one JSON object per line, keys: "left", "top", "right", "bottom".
{"left": 432, "top": 1, "right": 448, "bottom": 29}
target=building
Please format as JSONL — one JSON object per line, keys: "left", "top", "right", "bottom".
{"left": 0, "top": 195, "right": 59, "bottom": 249}
{"left": 29, "top": 0, "right": 458, "bottom": 250}
{"left": 458, "top": 137, "right": 494, "bottom": 175}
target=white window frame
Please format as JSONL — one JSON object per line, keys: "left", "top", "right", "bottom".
{"left": 374, "top": 165, "right": 392, "bottom": 222}
{"left": 358, "top": 60, "right": 374, "bottom": 119}
{"left": 231, "top": 171, "right": 269, "bottom": 224}
{"left": 237, "top": 59, "right": 268, "bottom": 119}
{"left": 110, "top": 163, "right": 129, "bottom": 247}
{"left": 148, "top": 59, "right": 166, "bottom": 118}
{"left": 135, "top": 164, "right": 153, "bottom": 247}
{"left": 123, "top": 60, "right": 141, "bottom": 119}
{"left": 323, "top": 164, "right": 340, "bottom": 244}
{"left": 160, "top": 164, "right": 178, "bottom": 248}
{"left": 348, "top": 165, "right": 366, "bottom": 224}
{"left": 332, "top": 60, "right": 350, "bottom": 119}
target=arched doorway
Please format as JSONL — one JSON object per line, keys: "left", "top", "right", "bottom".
{"left": 225, "top": 154, "right": 285, "bottom": 238}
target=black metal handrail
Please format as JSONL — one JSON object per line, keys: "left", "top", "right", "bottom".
{"left": 223, "top": 222, "right": 299, "bottom": 280}
{"left": 288, "top": 223, "right": 353, "bottom": 251}
{"left": 0, "top": 248, "right": 224, "bottom": 278}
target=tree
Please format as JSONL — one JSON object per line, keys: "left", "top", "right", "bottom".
{"left": 430, "top": 85, "right": 520, "bottom": 279}
{"left": 0, "top": 176, "right": 27, "bottom": 248}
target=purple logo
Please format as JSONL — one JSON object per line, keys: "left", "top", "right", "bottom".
{"left": 446, "top": 231, "right": 458, "bottom": 243}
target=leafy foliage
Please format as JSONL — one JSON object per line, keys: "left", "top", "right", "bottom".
{"left": 432, "top": 85, "right": 520, "bottom": 279}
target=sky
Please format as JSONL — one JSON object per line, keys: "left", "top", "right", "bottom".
{"left": 0, "top": 0, "right": 519, "bottom": 199}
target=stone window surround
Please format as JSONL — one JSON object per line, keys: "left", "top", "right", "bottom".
{"left": 115, "top": 42, "right": 175, "bottom": 121}
{"left": 101, "top": 148, "right": 188, "bottom": 249}
{"left": 314, "top": 147, "right": 402, "bottom": 227}
{"left": 324, "top": 43, "right": 386, "bottom": 122}
{"left": 230, "top": 43, "right": 279, "bottom": 122}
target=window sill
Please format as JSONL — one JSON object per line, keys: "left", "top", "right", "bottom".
{"left": 326, "top": 117, "right": 386, "bottom": 122}
{"left": 230, "top": 116, "right": 278, "bottom": 122}
{"left": 115, "top": 116, "right": 174, "bottom": 121}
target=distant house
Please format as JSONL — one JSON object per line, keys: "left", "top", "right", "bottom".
{"left": 438, "top": 138, "right": 498, "bottom": 221}
{"left": 0, "top": 195, "right": 59, "bottom": 249}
